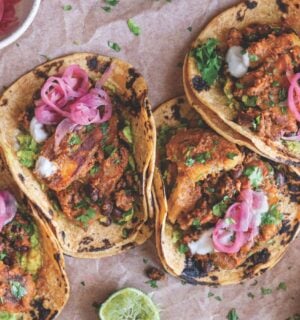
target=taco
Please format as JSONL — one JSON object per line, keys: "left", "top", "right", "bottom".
{"left": 0, "top": 53, "right": 155, "bottom": 258}
{"left": 184, "top": 0, "right": 300, "bottom": 166}
{"left": 153, "top": 96, "right": 299, "bottom": 285}
{"left": 0, "top": 154, "right": 69, "bottom": 319}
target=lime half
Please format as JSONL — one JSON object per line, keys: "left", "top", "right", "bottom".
{"left": 99, "top": 288, "right": 160, "bottom": 320}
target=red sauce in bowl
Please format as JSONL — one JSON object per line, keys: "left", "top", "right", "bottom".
{"left": 0, "top": 0, "right": 21, "bottom": 35}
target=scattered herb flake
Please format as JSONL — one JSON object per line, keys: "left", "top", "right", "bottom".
{"left": 212, "top": 196, "right": 230, "bottom": 217}
{"left": 69, "top": 134, "right": 81, "bottom": 146}
{"left": 108, "top": 41, "right": 121, "bottom": 52}
{"left": 195, "top": 151, "right": 211, "bottom": 164}
{"left": 261, "top": 287, "right": 272, "bottom": 295}
{"left": 63, "top": 4, "right": 72, "bottom": 11}
{"left": 102, "top": 6, "right": 111, "bottom": 12}
{"left": 143, "top": 258, "right": 148, "bottom": 264}
{"left": 261, "top": 204, "right": 283, "bottom": 225}
{"left": 272, "top": 81, "right": 280, "bottom": 87}
{"left": 208, "top": 292, "right": 214, "bottom": 298}
{"left": 247, "top": 292, "right": 255, "bottom": 299}
{"left": 249, "top": 54, "right": 259, "bottom": 62}
{"left": 252, "top": 115, "right": 261, "bottom": 131}
{"left": 226, "top": 152, "right": 238, "bottom": 160}
{"left": 279, "top": 88, "right": 287, "bottom": 102}
{"left": 235, "top": 82, "right": 244, "bottom": 89}
{"left": 227, "top": 308, "right": 239, "bottom": 320}
{"left": 76, "top": 208, "right": 96, "bottom": 226}
{"left": 251, "top": 280, "right": 258, "bottom": 286}
{"left": 185, "top": 157, "right": 195, "bottom": 167}
{"left": 215, "top": 296, "right": 222, "bottom": 301}
{"left": 187, "top": 26, "right": 192, "bottom": 32}
{"left": 90, "top": 164, "right": 100, "bottom": 176}
{"left": 80, "top": 281, "right": 85, "bottom": 286}
{"left": 104, "top": 0, "right": 119, "bottom": 5}
{"left": 277, "top": 282, "right": 287, "bottom": 291}
{"left": 0, "top": 252, "right": 6, "bottom": 260}
{"left": 127, "top": 19, "right": 141, "bottom": 36}
{"left": 242, "top": 95, "right": 257, "bottom": 107}
{"left": 178, "top": 243, "right": 189, "bottom": 254}
{"left": 145, "top": 280, "right": 158, "bottom": 288}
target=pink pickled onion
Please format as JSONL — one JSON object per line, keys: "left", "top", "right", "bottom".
{"left": 288, "top": 73, "right": 300, "bottom": 121}
{"left": 212, "top": 189, "right": 268, "bottom": 254}
{"left": 281, "top": 130, "right": 300, "bottom": 141}
{"left": 213, "top": 219, "right": 247, "bottom": 254}
{"left": 0, "top": 191, "right": 17, "bottom": 232}
{"left": 54, "top": 118, "right": 78, "bottom": 152}
{"left": 35, "top": 64, "right": 113, "bottom": 127}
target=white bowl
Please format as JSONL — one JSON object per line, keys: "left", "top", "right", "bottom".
{"left": 0, "top": 0, "right": 41, "bottom": 50}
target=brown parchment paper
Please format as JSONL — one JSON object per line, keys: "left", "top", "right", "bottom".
{"left": 0, "top": 0, "right": 299, "bottom": 319}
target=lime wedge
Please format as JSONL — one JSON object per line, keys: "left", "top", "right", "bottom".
{"left": 99, "top": 287, "right": 160, "bottom": 320}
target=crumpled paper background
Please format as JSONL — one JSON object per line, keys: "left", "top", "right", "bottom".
{"left": 0, "top": 0, "right": 299, "bottom": 319}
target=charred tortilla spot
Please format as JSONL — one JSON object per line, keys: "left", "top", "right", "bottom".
{"left": 236, "top": 7, "right": 246, "bottom": 21}
{"left": 103, "top": 239, "right": 111, "bottom": 247}
{"left": 177, "top": 97, "right": 185, "bottom": 104}
{"left": 79, "top": 236, "right": 94, "bottom": 246}
{"left": 54, "top": 253, "right": 61, "bottom": 263}
{"left": 99, "top": 60, "right": 112, "bottom": 74}
{"left": 60, "top": 231, "right": 66, "bottom": 243}
{"left": 18, "top": 173, "right": 25, "bottom": 183}
{"left": 48, "top": 209, "right": 54, "bottom": 217}
{"left": 259, "top": 267, "right": 268, "bottom": 275}
{"left": 192, "top": 75, "right": 209, "bottom": 92}
{"left": 246, "top": 248, "right": 270, "bottom": 266}
{"left": 49, "top": 311, "right": 59, "bottom": 320}
{"left": 121, "top": 242, "right": 135, "bottom": 250}
{"left": 0, "top": 98, "right": 8, "bottom": 107}
{"left": 245, "top": 0, "right": 257, "bottom": 9}
{"left": 279, "top": 220, "right": 291, "bottom": 235}
{"left": 210, "top": 275, "right": 218, "bottom": 281}
{"left": 31, "top": 298, "right": 51, "bottom": 320}
{"left": 182, "top": 257, "right": 212, "bottom": 279}
{"left": 145, "top": 99, "right": 152, "bottom": 118}
{"left": 126, "top": 68, "right": 141, "bottom": 90}
{"left": 34, "top": 70, "right": 48, "bottom": 79}
{"left": 276, "top": 0, "right": 288, "bottom": 13}
{"left": 286, "top": 221, "right": 299, "bottom": 243}
{"left": 86, "top": 56, "right": 98, "bottom": 71}
{"left": 171, "top": 104, "right": 182, "bottom": 122}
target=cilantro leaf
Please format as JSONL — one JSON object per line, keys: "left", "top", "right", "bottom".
{"left": 10, "top": 281, "right": 27, "bottom": 300}
{"left": 63, "top": 4, "right": 72, "bottom": 11}
{"left": 261, "top": 287, "right": 272, "bottom": 295}
{"left": 127, "top": 19, "right": 141, "bottom": 36}
{"left": 107, "top": 41, "right": 121, "bottom": 52}
{"left": 227, "top": 308, "right": 239, "bottom": 320}
{"left": 261, "top": 204, "right": 283, "bottom": 225}
{"left": 76, "top": 208, "right": 96, "bottom": 226}
{"left": 243, "top": 166, "right": 263, "bottom": 188}
{"left": 145, "top": 280, "right": 158, "bottom": 288}
{"left": 226, "top": 152, "right": 238, "bottom": 160}
{"left": 104, "top": 0, "right": 119, "bottom": 5}
{"left": 192, "top": 38, "right": 222, "bottom": 86}
{"left": 212, "top": 196, "right": 230, "bottom": 217}
{"left": 69, "top": 134, "right": 81, "bottom": 146}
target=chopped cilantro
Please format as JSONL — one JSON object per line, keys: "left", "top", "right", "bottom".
{"left": 0, "top": 252, "right": 6, "bottom": 260}
{"left": 178, "top": 243, "right": 189, "bottom": 254}
{"left": 226, "top": 152, "right": 238, "bottom": 160}
{"left": 74, "top": 199, "right": 90, "bottom": 210}
{"left": 277, "top": 282, "right": 287, "bottom": 291}
{"left": 242, "top": 95, "right": 257, "bottom": 107}
{"left": 225, "top": 217, "right": 236, "bottom": 225}
{"left": 185, "top": 157, "right": 195, "bottom": 167}
{"left": 127, "top": 19, "right": 141, "bottom": 36}
{"left": 172, "top": 230, "right": 182, "bottom": 243}
{"left": 122, "top": 125, "right": 133, "bottom": 143}
{"left": 100, "top": 122, "right": 109, "bottom": 134}
{"left": 63, "top": 4, "right": 72, "bottom": 11}
{"left": 108, "top": 41, "right": 121, "bottom": 52}
{"left": 10, "top": 281, "right": 27, "bottom": 300}
{"left": 76, "top": 208, "right": 96, "bottom": 226}
{"left": 90, "top": 164, "right": 100, "bottom": 176}
{"left": 261, "top": 204, "right": 283, "bottom": 225}
{"left": 145, "top": 280, "right": 158, "bottom": 288}
{"left": 104, "top": 144, "right": 117, "bottom": 157}
{"left": 104, "top": 0, "right": 119, "bottom": 5}
{"left": 279, "top": 88, "right": 287, "bottom": 102}
{"left": 249, "top": 54, "right": 259, "bottom": 62}
{"left": 272, "top": 81, "right": 280, "bottom": 87}
{"left": 192, "top": 218, "right": 201, "bottom": 228}
{"left": 227, "top": 309, "right": 239, "bottom": 320}
{"left": 215, "top": 296, "right": 222, "bottom": 301}
{"left": 122, "top": 228, "right": 130, "bottom": 239}
{"left": 208, "top": 292, "right": 214, "bottom": 298}
{"left": 195, "top": 151, "right": 211, "bottom": 164}
{"left": 102, "top": 6, "right": 111, "bottom": 12}
{"left": 85, "top": 124, "right": 95, "bottom": 133}
{"left": 252, "top": 115, "right": 261, "bottom": 131}
{"left": 192, "top": 38, "right": 222, "bottom": 86}
{"left": 212, "top": 196, "right": 230, "bottom": 217}
{"left": 261, "top": 287, "right": 272, "bottom": 295}
{"left": 243, "top": 166, "right": 263, "bottom": 188}
{"left": 235, "top": 82, "right": 244, "bottom": 89}
{"left": 69, "top": 134, "right": 81, "bottom": 146}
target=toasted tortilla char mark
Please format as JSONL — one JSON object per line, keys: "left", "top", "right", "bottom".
{"left": 166, "top": 129, "right": 243, "bottom": 223}
{"left": 39, "top": 128, "right": 103, "bottom": 192}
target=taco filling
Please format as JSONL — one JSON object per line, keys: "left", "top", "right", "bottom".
{"left": 191, "top": 23, "right": 300, "bottom": 157}
{"left": 158, "top": 124, "right": 287, "bottom": 272}
{"left": 0, "top": 191, "right": 42, "bottom": 316}
{"left": 16, "top": 65, "right": 139, "bottom": 231}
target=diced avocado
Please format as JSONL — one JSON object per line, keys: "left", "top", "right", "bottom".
{"left": 0, "top": 312, "right": 20, "bottom": 320}
{"left": 122, "top": 125, "right": 133, "bottom": 144}
{"left": 17, "top": 134, "right": 39, "bottom": 168}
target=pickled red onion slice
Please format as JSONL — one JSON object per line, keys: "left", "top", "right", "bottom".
{"left": 62, "top": 64, "right": 89, "bottom": 98}
{"left": 0, "top": 0, "right": 4, "bottom": 22}
{"left": 288, "top": 73, "right": 300, "bottom": 121}
{"left": 54, "top": 118, "right": 79, "bottom": 152}
{"left": 281, "top": 130, "right": 300, "bottom": 141}
{"left": 0, "top": 191, "right": 17, "bottom": 232}
{"left": 212, "top": 189, "right": 268, "bottom": 254}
